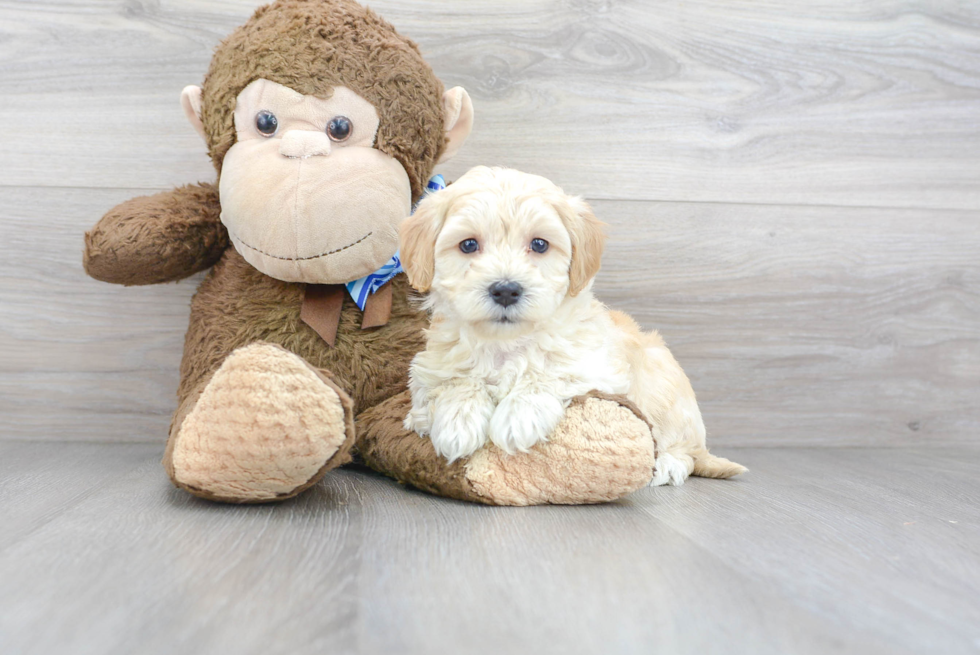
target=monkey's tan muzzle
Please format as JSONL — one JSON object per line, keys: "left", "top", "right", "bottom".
{"left": 279, "top": 130, "right": 332, "bottom": 159}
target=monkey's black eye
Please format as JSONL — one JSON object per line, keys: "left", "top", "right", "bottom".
{"left": 255, "top": 110, "right": 278, "bottom": 136}
{"left": 530, "top": 238, "right": 549, "bottom": 253}
{"left": 459, "top": 239, "right": 479, "bottom": 254}
{"left": 327, "top": 116, "right": 352, "bottom": 141}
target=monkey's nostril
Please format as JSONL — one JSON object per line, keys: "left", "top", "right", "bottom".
{"left": 488, "top": 281, "right": 523, "bottom": 307}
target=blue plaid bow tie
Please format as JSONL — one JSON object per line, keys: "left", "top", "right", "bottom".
{"left": 344, "top": 174, "right": 446, "bottom": 310}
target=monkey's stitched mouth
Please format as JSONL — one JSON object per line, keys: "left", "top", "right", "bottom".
{"left": 230, "top": 231, "right": 373, "bottom": 261}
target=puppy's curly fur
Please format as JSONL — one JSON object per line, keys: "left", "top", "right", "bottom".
{"left": 400, "top": 166, "right": 745, "bottom": 484}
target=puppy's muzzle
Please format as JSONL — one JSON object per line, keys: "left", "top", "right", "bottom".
{"left": 489, "top": 281, "right": 523, "bottom": 307}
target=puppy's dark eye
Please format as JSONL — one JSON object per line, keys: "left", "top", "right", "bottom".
{"left": 459, "top": 239, "right": 479, "bottom": 254}
{"left": 327, "top": 116, "right": 352, "bottom": 141}
{"left": 255, "top": 110, "right": 278, "bottom": 136}
{"left": 530, "top": 238, "right": 549, "bottom": 253}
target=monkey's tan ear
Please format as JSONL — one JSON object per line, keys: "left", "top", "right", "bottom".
{"left": 180, "top": 85, "right": 207, "bottom": 142}
{"left": 438, "top": 87, "right": 473, "bottom": 164}
{"left": 399, "top": 194, "right": 448, "bottom": 292}
{"left": 559, "top": 197, "right": 607, "bottom": 297}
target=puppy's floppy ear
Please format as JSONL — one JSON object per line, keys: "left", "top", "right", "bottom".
{"left": 556, "top": 196, "right": 606, "bottom": 296}
{"left": 399, "top": 193, "right": 448, "bottom": 292}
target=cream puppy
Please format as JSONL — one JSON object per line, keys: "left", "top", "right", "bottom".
{"left": 399, "top": 166, "right": 745, "bottom": 485}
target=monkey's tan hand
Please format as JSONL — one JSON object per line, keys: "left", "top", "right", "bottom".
{"left": 359, "top": 391, "right": 656, "bottom": 506}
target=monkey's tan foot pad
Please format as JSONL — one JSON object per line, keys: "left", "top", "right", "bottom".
{"left": 168, "top": 342, "right": 355, "bottom": 503}
{"left": 358, "top": 391, "right": 656, "bottom": 506}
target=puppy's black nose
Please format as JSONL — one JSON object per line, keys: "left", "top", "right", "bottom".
{"left": 489, "top": 281, "right": 523, "bottom": 307}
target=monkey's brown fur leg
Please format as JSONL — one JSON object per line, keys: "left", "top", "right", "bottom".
{"left": 357, "top": 391, "right": 657, "bottom": 506}
{"left": 85, "top": 183, "right": 228, "bottom": 286}
{"left": 163, "top": 342, "right": 356, "bottom": 504}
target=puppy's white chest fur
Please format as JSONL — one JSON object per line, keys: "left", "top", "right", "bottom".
{"left": 480, "top": 334, "right": 626, "bottom": 403}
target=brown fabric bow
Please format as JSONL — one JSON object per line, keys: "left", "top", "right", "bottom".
{"left": 300, "top": 281, "right": 393, "bottom": 347}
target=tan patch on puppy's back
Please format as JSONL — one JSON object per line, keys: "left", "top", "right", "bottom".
{"left": 610, "top": 309, "right": 665, "bottom": 348}
{"left": 609, "top": 309, "right": 640, "bottom": 332}
{"left": 610, "top": 309, "right": 670, "bottom": 378}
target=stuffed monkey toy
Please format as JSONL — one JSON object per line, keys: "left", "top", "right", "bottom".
{"left": 84, "top": 0, "right": 657, "bottom": 505}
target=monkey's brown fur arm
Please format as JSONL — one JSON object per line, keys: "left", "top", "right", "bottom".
{"left": 84, "top": 183, "right": 228, "bottom": 285}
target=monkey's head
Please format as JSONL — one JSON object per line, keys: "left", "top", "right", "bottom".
{"left": 180, "top": 0, "right": 473, "bottom": 284}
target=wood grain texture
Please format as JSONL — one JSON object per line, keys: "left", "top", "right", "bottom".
{"left": 0, "top": 186, "right": 196, "bottom": 442}
{"left": 0, "top": 441, "right": 157, "bottom": 550}
{"left": 3, "top": 185, "right": 977, "bottom": 445}
{"left": 594, "top": 200, "right": 980, "bottom": 446}
{"left": 1, "top": 443, "right": 978, "bottom": 654}
{"left": 0, "top": 0, "right": 978, "bottom": 208}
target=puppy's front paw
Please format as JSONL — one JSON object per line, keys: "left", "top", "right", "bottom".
{"left": 429, "top": 396, "right": 495, "bottom": 463}
{"left": 488, "top": 393, "right": 565, "bottom": 455}
{"left": 404, "top": 405, "right": 432, "bottom": 436}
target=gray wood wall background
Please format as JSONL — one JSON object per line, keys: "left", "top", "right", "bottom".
{"left": 1, "top": 0, "right": 978, "bottom": 447}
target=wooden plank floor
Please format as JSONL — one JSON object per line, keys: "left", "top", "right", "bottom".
{"left": 1, "top": 441, "right": 978, "bottom": 655}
